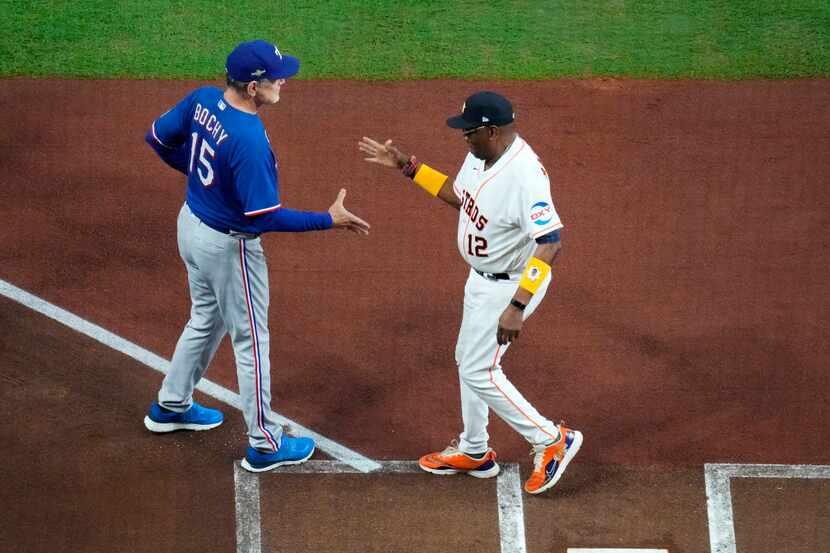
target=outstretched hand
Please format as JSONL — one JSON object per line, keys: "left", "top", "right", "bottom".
{"left": 328, "top": 188, "right": 370, "bottom": 235}
{"left": 359, "top": 137, "right": 409, "bottom": 169}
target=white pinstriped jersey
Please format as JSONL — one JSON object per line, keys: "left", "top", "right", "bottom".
{"left": 452, "top": 136, "right": 562, "bottom": 274}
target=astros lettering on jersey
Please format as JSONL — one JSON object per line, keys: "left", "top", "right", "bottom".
{"left": 453, "top": 136, "right": 562, "bottom": 275}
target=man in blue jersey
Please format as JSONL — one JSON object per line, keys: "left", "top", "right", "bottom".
{"left": 143, "top": 39, "right": 370, "bottom": 472}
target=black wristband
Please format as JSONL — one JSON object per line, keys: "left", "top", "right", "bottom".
{"left": 401, "top": 155, "right": 418, "bottom": 179}
{"left": 510, "top": 299, "right": 527, "bottom": 312}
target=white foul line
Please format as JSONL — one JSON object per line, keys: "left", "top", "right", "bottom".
{"left": 248, "top": 460, "right": 422, "bottom": 474}
{"left": 705, "top": 463, "right": 830, "bottom": 553}
{"left": 705, "top": 465, "right": 734, "bottom": 553}
{"left": 568, "top": 550, "right": 668, "bottom": 553}
{"left": 497, "top": 463, "right": 528, "bottom": 553}
{"left": 234, "top": 463, "right": 262, "bottom": 553}
{"left": 0, "top": 277, "right": 380, "bottom": 473}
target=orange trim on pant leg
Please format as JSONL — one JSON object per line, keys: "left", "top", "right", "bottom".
{"left": 488, "top": 346, "right": 558, "bottom": 442}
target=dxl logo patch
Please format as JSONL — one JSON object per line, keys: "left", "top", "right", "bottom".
{"left": 530, "top": 201, "right": 553, "bottom": 225}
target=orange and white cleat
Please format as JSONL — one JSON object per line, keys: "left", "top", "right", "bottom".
{"left": 419, "top": 441, "right": 500, "bottom": 478}
{"left": 524, "top": 425, "right": 583, "bottom": 495}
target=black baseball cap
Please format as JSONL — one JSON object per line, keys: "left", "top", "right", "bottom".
{"left": 446, "top": 91, "right": 514, "bottom": 129}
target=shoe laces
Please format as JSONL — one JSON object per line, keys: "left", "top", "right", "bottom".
{"left": 530, "top": 423, "right": 566, "bottom": 469}
{"left": 441, "top": 439, "right": 462, "bottom": 456}
{"left": 530, "top": 443, "right": 549, "bottom": 470}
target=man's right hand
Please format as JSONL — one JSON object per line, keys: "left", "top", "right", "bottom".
{"left": 358, "top": 136, "right": 462, "bottom": 211}
{"left": 359, "top": 137, "right": 409, "bottom": 169}
{"left": 328, "top": 188, "right": 370, "bottom": 235}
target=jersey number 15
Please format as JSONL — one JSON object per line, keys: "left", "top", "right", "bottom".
{"left": 189, "top": 133, "right": 215, "bottom": 186}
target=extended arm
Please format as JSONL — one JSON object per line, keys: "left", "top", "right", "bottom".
{"left": 358, "top": 137, "right": 461, "bottom": 210}
{"left": 248, "top": 188, "right": 369, "bottom": 235}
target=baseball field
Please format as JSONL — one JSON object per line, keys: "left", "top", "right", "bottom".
{"left": 1, "top": 2, "right": 828, "bottom": 553}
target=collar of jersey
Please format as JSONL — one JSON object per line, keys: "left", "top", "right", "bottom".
{"left": 480, "top": 135, "right": 522, "bottom": 173}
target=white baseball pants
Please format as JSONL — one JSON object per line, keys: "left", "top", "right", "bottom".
{"left": 455, "top": 268, "right": 560, "bottom": 454}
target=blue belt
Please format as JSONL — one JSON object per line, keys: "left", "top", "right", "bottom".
{"left": 200, "top": 218, "right": 259, "bottom": 240}
{"left": 200, "top": 218, "right": 231, "bottom": 234}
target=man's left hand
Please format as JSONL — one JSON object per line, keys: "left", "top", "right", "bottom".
{"left": 497, "top": 304, "right": 524, "bottom": 345}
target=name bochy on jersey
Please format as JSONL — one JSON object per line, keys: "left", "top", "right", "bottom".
{"left": 151, "top": 86, "right": 287, "bottom": 234}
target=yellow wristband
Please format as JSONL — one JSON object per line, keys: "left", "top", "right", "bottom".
{"left": 413, "top": 164, "right": 448, "bottom": 197}
{"left": 519, "top": 257, "right": 551, "bottom": 294}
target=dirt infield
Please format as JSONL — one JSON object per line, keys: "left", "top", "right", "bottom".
{"left": 1, "top": 77, "right": 828, "bottom": 552}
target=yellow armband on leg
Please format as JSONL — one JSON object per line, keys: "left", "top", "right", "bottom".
{"left": 519, "top": 257, "right": 551, "bottom": 294}
{"left": 413, "top": 164, "right": 448, "bottom": 197}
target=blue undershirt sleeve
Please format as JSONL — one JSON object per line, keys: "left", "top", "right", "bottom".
{"left": 249, "top": 207, "right": 333, "bottom": 233}
{"left": 535, "top": 228, "right": 561, "bottom": 244}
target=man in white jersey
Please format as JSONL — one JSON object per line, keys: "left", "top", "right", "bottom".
{"left": 359, "top": 91, "right": 582, "bottom": 495}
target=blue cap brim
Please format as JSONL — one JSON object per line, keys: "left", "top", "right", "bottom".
{"left": 267, "top": 55, "right": 300, "bottom": 79}
{"left": 446, "top": 115, "right": 475, "bottom": 129}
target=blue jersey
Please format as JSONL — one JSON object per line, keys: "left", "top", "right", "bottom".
{"left": 148, "top": 87, "right": 330, "bottom": 234}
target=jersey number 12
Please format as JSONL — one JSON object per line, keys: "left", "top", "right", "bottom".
{"left": 466, "top": 234, "right": 488, "bottom": 257}
{"left": 189, "top": 133, "right": 215, "bottom": 186}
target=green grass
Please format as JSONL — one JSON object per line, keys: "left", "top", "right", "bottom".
{"left": 1, "top": 0, "right": 829, "bottom": 79}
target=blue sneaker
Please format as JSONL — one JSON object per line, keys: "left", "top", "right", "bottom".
{"left": 143, "top": 402, "right": 224, "bottom": 433}
{"left": 240, "top": 436, "right": 316, "bottom": 472}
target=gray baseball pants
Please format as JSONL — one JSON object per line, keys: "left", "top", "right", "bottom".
{"left": 157, "top": 203, "right": 283, "bottom": 452}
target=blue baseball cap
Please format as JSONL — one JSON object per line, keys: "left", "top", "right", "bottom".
{"left": 226, "top": 40, "right": 300, "bottom": 82}
{"left": 446, "top": 91, "right": 514, "bottom": 129}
